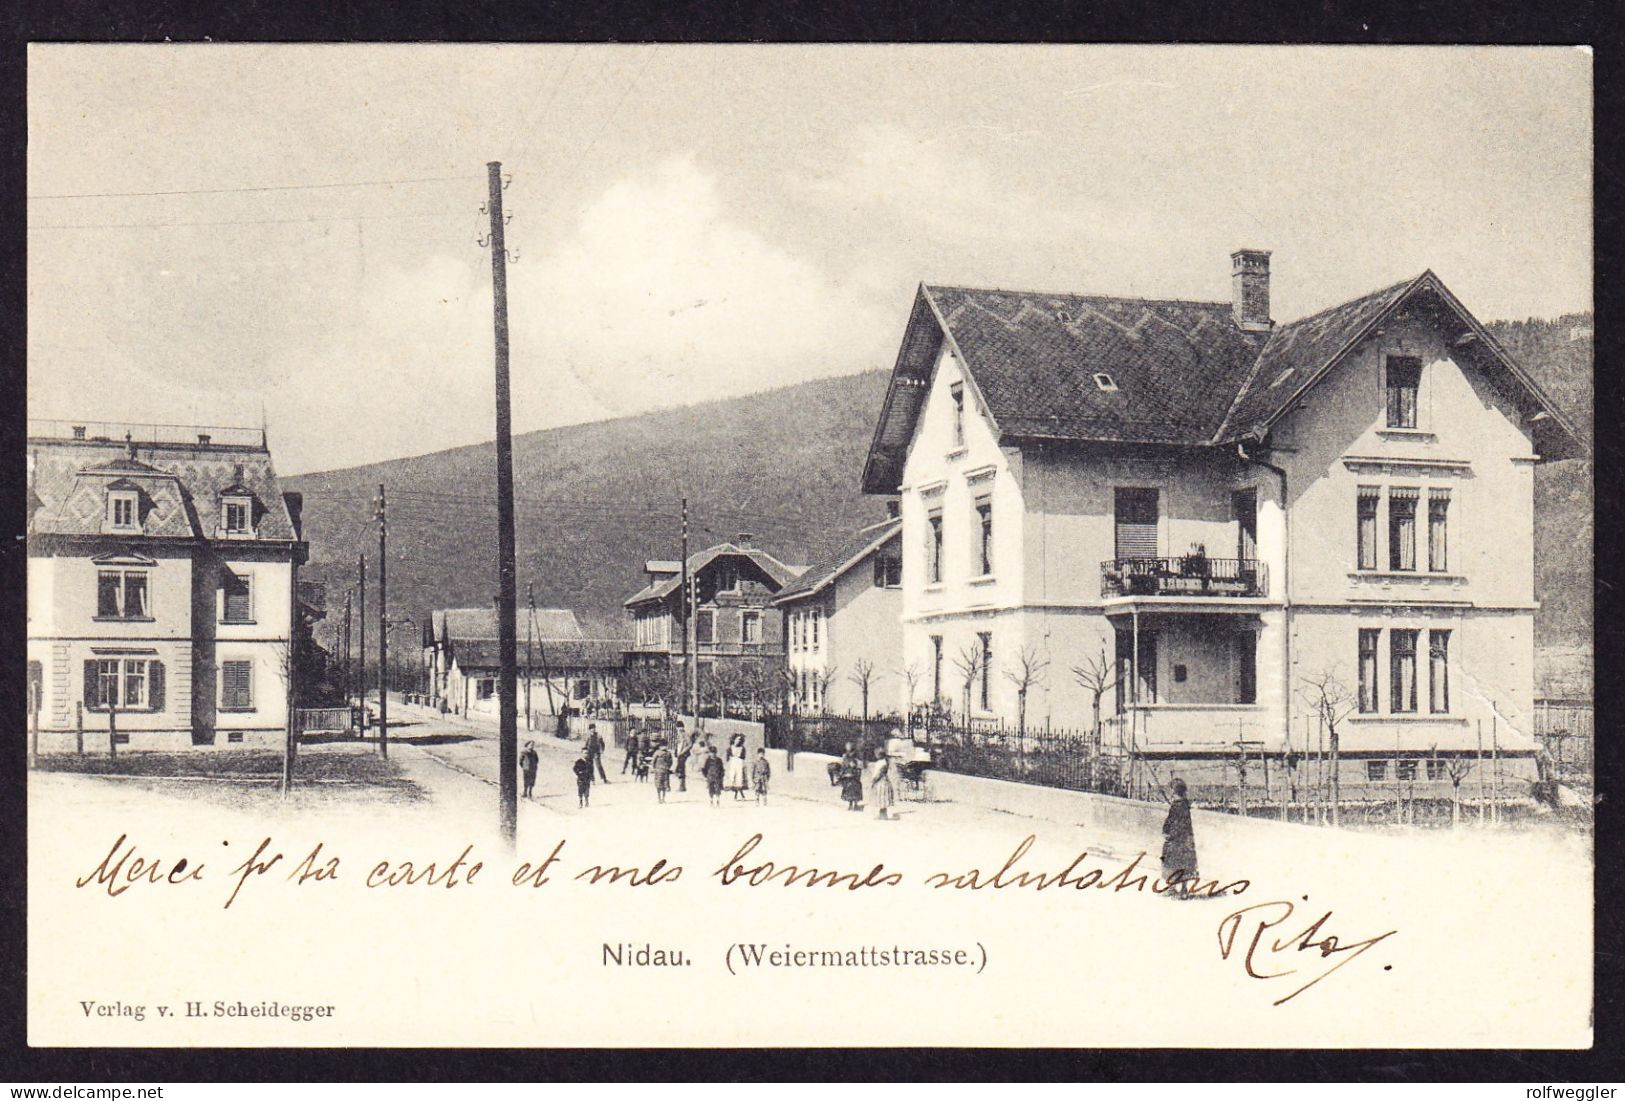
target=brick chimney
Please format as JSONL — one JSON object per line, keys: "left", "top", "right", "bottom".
{"left": 1231, "top": 249, "right": 1272, "bottom": 332}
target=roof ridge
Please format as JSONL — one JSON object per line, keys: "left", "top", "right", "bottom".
{"left": 924, "top": 282, "right": 1230, "bottom": 309}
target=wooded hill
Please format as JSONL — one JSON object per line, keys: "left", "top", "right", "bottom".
{"left": 287, "top": 313, "right": 1591, "bottom": 657}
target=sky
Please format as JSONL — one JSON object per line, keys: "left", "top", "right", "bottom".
{"left": 27, "top": 45, "right": 1592, "bottom": 475}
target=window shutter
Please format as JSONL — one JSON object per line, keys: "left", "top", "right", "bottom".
{"left": 83, "top": 660, "right": 97, "bottom": 710}
{"left": 149, "top": 660, "right": 165, "bottom": 712}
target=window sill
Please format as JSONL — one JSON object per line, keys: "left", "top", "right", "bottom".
{"left": 1377, "top": 428, "right": 1436, "bottom": 440}
{"left": 922, "top": 583, "right": 946, "bottom": 593}
{"left": 1348, "top": 571, "right": 1464, "bottom": 583}
{"left": 220, "top": 620, "right": 258, "bottom": 626}
{"left": 967, "top": 574, "right": 998, "bottom": 586}
{"left": 94, "top": 616, "right": 155, "bottom": 623}
{"left": 1348, "top": 714, "right": 1466, "bottom": 724}
{"left": 945, "top": 447, "right": 969, "bottom": 460}
{"left": 218, "top": 706, "right": 258, "bottom": 714}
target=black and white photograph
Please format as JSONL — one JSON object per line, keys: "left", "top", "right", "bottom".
{"left": 21, "top": 43, "right": 1594, "bottom": 1052}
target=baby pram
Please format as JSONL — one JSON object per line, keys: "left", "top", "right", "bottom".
{"left": 890, "top": 736, "right": 933, "bottom": 801}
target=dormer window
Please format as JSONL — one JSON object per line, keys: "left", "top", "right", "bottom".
{"left": 107, "top": 489, "right": 139, "bottom": 532}
{"left": 1093, "top": 373, "right": 1119, "bottom": 393}
{"left": 223, "top": 498, "right": 252, "bottom": 535}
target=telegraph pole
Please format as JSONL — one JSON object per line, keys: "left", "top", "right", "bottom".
{"left": 486, "top": 160, "right": 520, "bottom": 845}
{"left": 357, "top": 554, "right": 366, "bottom": 708}
{"left": 376, "top": 484, "right": 388, "bottom": 759}
{"left": 525, "top": 582, "right": 535, "bottom": 731}
{"left": 341, "top": 591, "right": 352, "bottom": 703}
{"left": 680, "top": 497, "right": 690, "bottom": 716}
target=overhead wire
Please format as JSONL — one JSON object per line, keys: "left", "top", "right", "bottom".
{"left": 28, "top": 172, "right": 482, "bottom": 201}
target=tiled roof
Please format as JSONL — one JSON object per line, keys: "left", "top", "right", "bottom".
{"left": 772, "top": 519, "right": 901, "bottom": 605}
{"left": 624, "top": 543, "right": 802, "bottom": 606}
{"left": 433, "top": 607, "right": 585, "bottom": 644}
{"left": 1215, "top": 275, "right": 1419, "bottom": 441}
{"left": 27, "top": 437, "right": 300, "bottom": 542}
{"left": 863, "top": 271, "right": 1585, "bottom": 492}
{"left": 924, "top": 285, "right": 1267, "bottom": 444}
{"left": 450, "top": 637, "right": 628, "bottom": 671}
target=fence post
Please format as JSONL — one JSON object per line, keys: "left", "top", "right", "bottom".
{"left": 108, "top": 702, "right": 117, "bottom": 760}
{"left": 76, "top": 702, "right": 84, "bottom": 756}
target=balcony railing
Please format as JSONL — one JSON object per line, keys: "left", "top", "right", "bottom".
{"left": 1100, "top": 556, "right": 1267, "bottom": 599}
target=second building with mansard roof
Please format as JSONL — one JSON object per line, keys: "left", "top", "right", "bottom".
{"left": 862, "top": 250, "right": 1583, "bottom": 803}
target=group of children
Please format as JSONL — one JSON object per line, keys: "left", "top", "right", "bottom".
{"left": 561, "top": 725, "right": 772, "bottom": 809}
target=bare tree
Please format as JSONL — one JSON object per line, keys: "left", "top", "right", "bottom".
{"left": 1442, "top": 753, "right": 1473, "bottom": 829}
{"left": 1003, "top": 646, "right": 1049, "bottom": 735}
{"left": 897, "top": 661, "right": 923, "bottom": 718}
{"left": 952, "top": 643, "right": 983, "bottom": 730}
{"left": 1299, "top": 671, "right": 1357, "bottom": 827}
{"left": 813, "top": 664, "right": 839, "bottom": 716}
{"left": 848, "top": 659, "right": 881, "bottom": 725}
{"left": 1071, "top": 649, "right": 1117, "bottom": 756}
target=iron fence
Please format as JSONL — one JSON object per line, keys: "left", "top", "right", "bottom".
{"left": 774, "top": 712, "right": 1135, "bottom": 797}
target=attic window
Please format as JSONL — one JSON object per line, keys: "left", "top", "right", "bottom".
{"left": 222, "top": 496, "right": 253, "bottom": 536}
{"left": 1056, "top": 309, "right": 1074, "bottom": 324}
{"left": 107, "top": 490, "right": 139, "bottom": 532}
{"left": 1092, "top": 373, "right": 1118, "bottom": 393}
{"left": 1270, "top": 368, "right": 1295, "bottom": 389}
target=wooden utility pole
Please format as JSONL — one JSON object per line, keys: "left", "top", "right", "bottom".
{"left": 689, "top": 572, "right": 700, "bottom": 726}
{"left": 680, "top": 497, "right": 690, "bottom": 716}
{"left": 376, "top": 483, "right": 388, "bottom": 759}
{"left": 486, "top": 160, "right": 520, "bottom": 846}
{"left": 357, "top": 553, "right": 366, "bottom": 707}
{"left": 341, "top": 591, "right": 352, "bottom": 703}
{"left": 525, "top": 582, "right": 535, "bottom": 731}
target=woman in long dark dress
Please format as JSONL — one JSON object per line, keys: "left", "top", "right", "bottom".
{"left": 1161, "top": 778, "right": 1198, "bottom": 896}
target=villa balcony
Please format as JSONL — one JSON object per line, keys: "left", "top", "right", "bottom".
{"left": 1100, "top": 556, "right": 1268, "bottom": 599}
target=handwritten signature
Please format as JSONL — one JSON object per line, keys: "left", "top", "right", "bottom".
{"left": 1216, "top": 900, "right": 1396, "bottom": 1005}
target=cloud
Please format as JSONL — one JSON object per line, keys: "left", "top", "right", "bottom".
{"left": 504, "top": 156, "right": 894, "bottom": 421}
{"left": 798, "top": 123, "right": 1158, "bottom": 254}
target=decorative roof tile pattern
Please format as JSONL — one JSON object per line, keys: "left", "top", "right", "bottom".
{"left": 1216, "top": 274, "right": 1420, "bottom": 441}
{"left": 27, "top": 437, "right": 299, "bottom": 542}
{"left": 923, "top": 285, "right": 1268, "bottom": 444}
{"left": 772, "top": 519, "right": 901, "bottom": 605}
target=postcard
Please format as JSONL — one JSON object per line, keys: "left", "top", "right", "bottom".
{"left": 25, "top": 42, "right": 1593, "bottom": 1049}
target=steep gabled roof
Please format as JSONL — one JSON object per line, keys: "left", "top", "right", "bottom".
{"left": 1215, "top": 271, "right": 1586, "bottom": 456}
{"left": 771, "top": 518, "right": 901, "bottom": 605}
{"left": 624, "top": 542, "right": 802, "bottom": 607}
{"left": 863, "top": 270, "right": 1587, "bottom": 492}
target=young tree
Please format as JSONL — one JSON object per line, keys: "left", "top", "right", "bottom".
{"left": 1299, "top": 671, "right": 1357, "bottom": 827}
{"left": 897, "top": 661, "right": 923, "bottom": 726}
{"left": 814, "top": 664, "right": 839, "bottom": 716}
{"left": 848, "top": 659, "right": 881, "bottom": 725}
{"left": 952, "top": 643, "right": 983, "bottom": 735}
{"left": 1071, "top": 649, "right": 1117, "bottom": 756}
{"left": 1003, "top": 646, "right": 1049, "bottom": 736}
{"left": 1443, "top": 754, "right": 1473, "bottom": 829}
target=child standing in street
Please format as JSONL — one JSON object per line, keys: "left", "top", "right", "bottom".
{"left": 572, "top": 750, "right": 594, "bottom": 808}
{"left": 652, "top": 740, "right": 674, "bottom": 804}
{"left": 700, "top": 746, "right": 725, "bottom": 807}
{"left": 751, "top": 747, "right": 771, "bottom": 805}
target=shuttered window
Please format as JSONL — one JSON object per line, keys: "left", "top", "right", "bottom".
{"left": 221, "top": 660, "right": 254, "bottom": 711}
{"left": 82, "top": 657, "right": 162, "bottom": 711}
{"left": 222, "top": 572, "right": 253, "bottom": 623}
{"left": 1114, "top": 488, "right": 1159, "bottom": 560}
